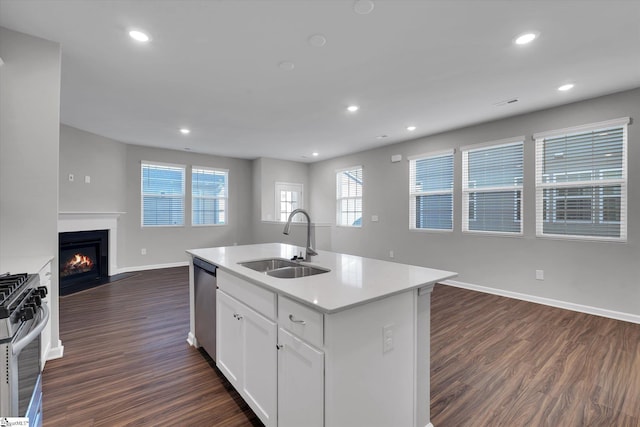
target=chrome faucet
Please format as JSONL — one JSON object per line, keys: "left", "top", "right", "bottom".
{"left": 283, "top": 208, "right": 317, "bottom": 260}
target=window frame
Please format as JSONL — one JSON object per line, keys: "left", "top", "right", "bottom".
{"left": 140, "top": 161, "right": 186, "bottom": 228}
{"left": 274, "top": 182, "right": 304, "bottom": 223}
{"left": 336, "top": 165, "right": 363, "bottom": 228}
{"left": 409, "top": 150, "right": 454, "bottom": 232}
{"left": 461, "top": 136, "right": 524, "bottom": 236}
{"left": 534, "top": 117, "right": 629, "bottom": 242}
{"left": 191, "top": 166, "right": 229, "bottom": 227}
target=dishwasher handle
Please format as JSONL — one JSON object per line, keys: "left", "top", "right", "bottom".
{"left": 193, "top": 257, "right": 217, "bottom": 276}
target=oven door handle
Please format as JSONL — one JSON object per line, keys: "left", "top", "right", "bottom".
{"left": 12, "top": 303, "right": 50, "bottom": 357}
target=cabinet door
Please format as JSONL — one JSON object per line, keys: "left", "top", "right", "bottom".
{"left": 243, "top": 307, "right": 277, "bottom": 427}
{"left": 278, "top": 328, "right": 324, "bottom": 427}
{"left": 216, "top": 290, "right": 243, "bottom": 387}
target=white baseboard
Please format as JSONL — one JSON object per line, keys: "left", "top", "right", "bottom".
{"left": 187, "top": 331, "right": 197, "bottom": 347}
{"left": 118, "top": 261, "right": 189, "bottom": 274}
{"left": 442, "top": 279, "right": 640, "bottom": 324}
{"left": 47, "top": 340, "right": 64, "bottom": 360}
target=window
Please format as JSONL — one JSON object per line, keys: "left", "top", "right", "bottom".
{"left": 275, "top": 182, "right": 303, "bottom": 222}
{"left": 141, "top": 162, "right": 185, "bottom": 226}
{"left": 336, "top": 166, "right": 363, "bottom": 227}
{"left": 534, "top": 117, "right": 628, "bottom": 240}
{"left": 462, "top": 137, "right": 524, "bottom": 234}
{"left": 409, "top": 151, "right": 453, "bottom": 230}
{"left": 192, "top": 167, "right": 228, "bottom": 226}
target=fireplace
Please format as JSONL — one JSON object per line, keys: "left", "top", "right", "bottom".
{"left": 59, "top": 229, "right": 109, "bottom": 295}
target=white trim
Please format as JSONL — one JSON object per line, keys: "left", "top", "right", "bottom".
{"left": 187, "top": 331, "right": 197, "bottom": 347}
{"left": 192, "top": 165, "right": 229, "bottom": 174}
{"left": 140, "top": 159, "right": 186, "bottom": 169}
{"left": 460, "top": 135, "right": 524, "bottom": 152}
{"left": 533, "top": 117, "right": 630, "bottom": 140}
{"left": 58, "top": 212, "right": 124, "bottom": 276}
{"left": 407, "top": 149, "right": 454, "bottom": 161}
{"left": 46, "top": 339, "right": 65, "bottom": 360}
{"left": 442, "top": 279, "right": 640, "bottom": 324}
{"left": 118, "top": 261, "right": 189, "bottom": 274}
{"left": 335, "top": 164, "right": 363, "bottom": 173}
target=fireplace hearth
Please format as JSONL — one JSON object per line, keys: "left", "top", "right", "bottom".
{"left": 59, "top": 229, "right": 109, "bottom": 295}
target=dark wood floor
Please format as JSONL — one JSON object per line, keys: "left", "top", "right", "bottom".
{"left": 431, "top": 285, "right": 640, "bottom": 427}
{"left": 43, "top": 267, "right": 261, "bottom": 426}
{"left": 43, "top": 267, "right": 640, "bottom": 426}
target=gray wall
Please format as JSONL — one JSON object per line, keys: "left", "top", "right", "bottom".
{"left": 0, "top": 27, "right": 61, "bottom": 353}
{"left": 59, "top": 125, "right": 127, "bottom": 212}
{"left": 308, "top": 89, "right": 640, "bottom": 317}
{"left": 59, "top": 126, "right": 254, "bottom": 270}
{"left": 250, "top": 157, "right": 332, "bottom": 250}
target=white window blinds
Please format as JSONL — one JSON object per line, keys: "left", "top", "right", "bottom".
{"left": 409, "top": 151, "right": 454, "bottom": 230}
{"left": 336, "top": 166, "right": 363, "bottom": 227}
{"left": 534, "top": 118, "right": 628, "bottom": 240}
{"left": 192, "top": 167, "right": 228, "bottom": 226}
{"left": 141, "top": 162, "right": 185, "bottom": 226}
{"left": 462, "top": 138, "right": 523, "bottom": 234}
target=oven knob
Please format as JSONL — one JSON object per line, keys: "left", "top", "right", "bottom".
{"left": 30, "top": 295, "right": 42, "bottom": 306}
{"left": 36, "top": 286, "right": 48, "bottom": 298}
{"left": 21, "top": 306, "right": 35, "bottom": 321}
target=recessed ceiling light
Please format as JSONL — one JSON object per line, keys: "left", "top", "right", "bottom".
{"left": 558, "top": 83, "right": 575, "bottom": 91}
{"left": 407, "top": 126, "right": 417, "bottom": 131}
{"left": 347, "top": 105, "right": 360, "bottom": 113}
{"left": 308, "top": 34, "right": 327, "bottom": 47}
{"left": 278, "top": 61, "right": 295, "bottom": 71}
{"left": 129, "top": 30, "right": 150, "bottom": 42}
{"left": 354, "top": 0, "right": 375, "bottom": 15}
{"left": 312, "top": 152, "right": 319, "bottom": 157}
{"left": 514, "top": 32, "right": 537, "bottom": 45}
{"left": 180, "top": 128, "right": 191, "bottom": 135}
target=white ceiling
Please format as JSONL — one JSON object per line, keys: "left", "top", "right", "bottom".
{"left": 1, "top": 1, "right": 639, "bottom": 162}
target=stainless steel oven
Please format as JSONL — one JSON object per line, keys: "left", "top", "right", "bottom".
{"left": 0, "top": 273, "right": 49, "bottom": 426}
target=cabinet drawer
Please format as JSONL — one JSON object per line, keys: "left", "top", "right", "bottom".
{"left": 278, "top": 296, "right": 323, "bottom": 348}
{"left": 218, "top": 270, "right": 276, "bottom": 320}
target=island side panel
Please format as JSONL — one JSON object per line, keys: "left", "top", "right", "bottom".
{"left": 187, "top": 257, "right": 197, "bottom": 347}
{"left": 416, "top": 286, "right": 433, "bottom": 427}
{"left": 324, "top": 290, "right": 415, "bottom": 427}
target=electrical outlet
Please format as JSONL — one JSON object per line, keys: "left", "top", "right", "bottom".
{"left": 84, "top": 175, "right": 91, "bottom": 184}
{"left": 371, "top": 215, "right": 379, "bottom": 222}
{"left": 68, "top": 173, "right": 74, "bottom": 182}
{"left": 389, "top": 250, "right": 394, "bottom": 259}
{"left": 141, "top": 248, "right": 147, "bottom": 255}
{"left": 383, "top": 324, "right": 394, "bottom": 353}
{"left": 536, "top": 270, "right": 544, "bottom": 280}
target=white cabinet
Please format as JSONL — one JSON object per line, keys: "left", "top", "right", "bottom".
{"left": 217, "top": 289, "right": 277, "bottom": 427}
{"left": 277, "top": 327, "right": 324, "bottom": 427}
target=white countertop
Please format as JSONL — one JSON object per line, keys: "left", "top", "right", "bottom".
{"left": 187, "top": 243, "right": 457, "bottom": 313}
{"left": 0, "top": 255, "right": 54, "bottom": 275}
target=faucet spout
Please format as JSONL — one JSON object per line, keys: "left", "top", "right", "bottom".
{"left": 283, "top": 208, "right": 317, "bottom": 260}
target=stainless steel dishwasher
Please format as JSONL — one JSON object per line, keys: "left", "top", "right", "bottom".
{"left": 193, "top": 257, "right": 217, "bottom": 361}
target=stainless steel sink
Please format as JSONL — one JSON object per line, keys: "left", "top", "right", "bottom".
{"left": 239, "top": 258, "right": 330, "bottom": 279}
{"left": 266, "top": 265, "right": 330, "bottom": 279}
{"left": 239, "top": 258, "right": 299, "bottom": 272}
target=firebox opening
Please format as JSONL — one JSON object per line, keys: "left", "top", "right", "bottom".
{"left": 59, "top": 229, "right": 109, "bottom": 295}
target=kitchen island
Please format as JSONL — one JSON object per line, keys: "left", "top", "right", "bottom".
{"left": 187, "top": 243, "right": 456, "bottom": 427}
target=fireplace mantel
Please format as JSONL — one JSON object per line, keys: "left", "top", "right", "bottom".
{"left": 58, "top": 212, "right": 125, "bottom": 276}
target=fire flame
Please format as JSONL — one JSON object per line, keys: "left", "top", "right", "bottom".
{"left": 61, "top": 253, "right": 94, "bottom": 277}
